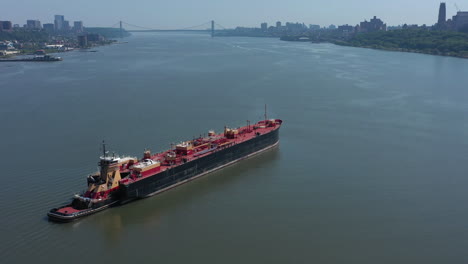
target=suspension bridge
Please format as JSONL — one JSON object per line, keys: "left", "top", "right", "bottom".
{"left": 108, "top": 21, "right": 228, "bottom": 37}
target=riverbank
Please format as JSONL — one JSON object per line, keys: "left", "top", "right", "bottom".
{"left": 0, "top": 27, "right": 128, "bottom": 59}
{"left": 333, "top": 41, "right": 468, "bottom": 59}
{"left": 280, "top": 28, "right": 468, "bottom": 59}
{"left": 338, "top": 29, "right": 468, "bottom": 59}
{"left": 0, "top": 39, "right": 118, "bottom": 59}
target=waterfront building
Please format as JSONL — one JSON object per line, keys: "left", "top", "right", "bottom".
{"left": 54, "top": 15, "right": 65, "bottom": 31}
{"left": 74, "top": 21, "right": 84, "bottom": 32}
{"left": 78, "top": 35, "right": 88, "bottom": 47}
{"left": 26, "top": 20, "right": 42, "bottom": 30}
{"left": 358, "top": 16, "right": 387, "bottom": 32}
{"left": 43, "top": 23, "right": 55, "bottom": 32}
{"left": 261, "top": 22, "right": 267, "bottom": 31}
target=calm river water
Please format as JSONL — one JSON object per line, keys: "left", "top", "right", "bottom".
{"left": 1, "top": 32, "right": 468, "bottom": 263}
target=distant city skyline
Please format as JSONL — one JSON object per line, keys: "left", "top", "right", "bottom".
{"left": 1, "top": 0, "right": 464, "bottom": 29}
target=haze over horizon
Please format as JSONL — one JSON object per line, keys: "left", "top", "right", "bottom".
{"left": 1, "top": 0, "right": 464, "bottom": 29}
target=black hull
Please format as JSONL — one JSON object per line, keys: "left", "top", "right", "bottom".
{"left": 119, "top": 127, "right": 280, "bottom": 201}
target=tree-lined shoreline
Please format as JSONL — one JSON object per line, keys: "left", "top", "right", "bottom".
{"left": 281, "top": 29, "right": 468, "bottom": 59}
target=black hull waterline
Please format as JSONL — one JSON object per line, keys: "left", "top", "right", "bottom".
{"left": 120, "top": 128, "right": 280, "bottom": 200}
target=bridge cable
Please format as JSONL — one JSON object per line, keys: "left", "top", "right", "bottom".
{"left": 121, "top": 21, "right": 213, "bottom": 31}
{"left": 178, "top": 21, "right": 212, "bottom": 30}
{"left": 105, "top": 22, "right": 121, "bottom": 28}
{"left": 215, "top": 23, "right": 227, "bottom": 30}
{"left": 121, "top": 21, "right": 159, "bottom": 30}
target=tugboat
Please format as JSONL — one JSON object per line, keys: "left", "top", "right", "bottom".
{"left": 47, "top": 143, "right": 136, "bottom": 222}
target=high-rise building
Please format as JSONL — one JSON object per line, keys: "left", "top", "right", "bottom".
{"left": 74, "top": 21, "right": 84, "bottom": 32}
{"left": 452, "top": 11, "right": 468, "bottom": 31}
{"left": 63, "top": 20, "right": 70, "bottom": 31}
{"left": 438, "top": 2, "right": 447, "bottom": 24}
{"left": 338, "top": 24, "right": 354, "bottom": 32}
{"left": 309, "top": 24, "right": 320, "bottom": 30}
{"left": 26, "top": 20, "right": 34, "bottom": 29}
{"left": 78, "top": 35, "right": 88, "bottom": 47}
{"left": 285, "top": 22, "right": 306, "bottom": 32}
{"left": 54, "top": 15, "right": 65, "bottom": 31}
{"left": 276, "top": 21, "right": 281, "bottom": 28}
{"left": 26, "top": 20, "right": 42, "bottom": 29}
{"left": 358, "top": 16, "right": 387, "bottom": 33}
{"left": 261, "top": 22, "right": 268, "bottom": 31}
{"left": 0, "top": 21, "right": 12, "bottom": 31}
{"left": 43, "top": 23, "right": 55, "bottom": 32}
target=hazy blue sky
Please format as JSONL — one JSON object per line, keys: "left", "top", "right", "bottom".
{"left": 2, "top": 0, "right": 463, "bottom": 29}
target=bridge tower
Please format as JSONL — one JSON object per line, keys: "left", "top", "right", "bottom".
{"left": 211, "top": 20, "right": 215, "bottom": 37}
{"left": 120, "top": 21, "right": 123, "bottom": 38}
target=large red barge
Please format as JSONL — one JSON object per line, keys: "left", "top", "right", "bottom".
{"left": 48, "top": 119, "right": 282, "bottom": 222}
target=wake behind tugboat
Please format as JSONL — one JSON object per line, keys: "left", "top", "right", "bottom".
{"left": 48, "top": 118, "right": 282, "bottom": 222}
